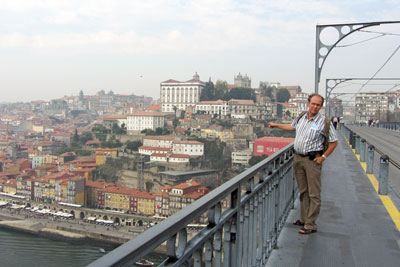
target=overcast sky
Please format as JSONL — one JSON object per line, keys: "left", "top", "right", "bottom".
{"left": 1, "top": 0, "right": 399, "bottom": 103}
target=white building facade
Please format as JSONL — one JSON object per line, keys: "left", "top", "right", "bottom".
{"left": 195, "top": 100, "right": 230, "bottom": 116}
{"left": 126, "top": 112, "right": 165, "bottom": 132}
{"left": 160, "top": 72, "right": 205, "bottom": 113}
{"left": 231, "top": 150, "right": 252, "bottom": 166}
{"left": 143, "top": 136, "right": 175, "bottom": 148}
{"left": 355, "top": 92, "right": 391, "bottom": 122}
{"left": 172, "top": 141, "right": 204, "bottom": 156}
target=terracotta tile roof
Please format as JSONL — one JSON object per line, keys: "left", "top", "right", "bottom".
{"left": 196, "top": 99, "right": 226, "bottom": 105}
{"left": 139, "top": 146, "right": 172, "bottom": 151}
{"left": 161, "top": 79, "right": 181, "bottom": 83}
{"left": 95, "top": 148, "right": 117, "bottom": 152}
{"left": 150, "top": 153, "right": 167, "bottom": 157}
{"left": 128, "top": 111, "right": 164, "bottom": 117}
{"left": 86, "top": 140, "right": 101, "bottom": 145}
{"left": 85, "top": 180, "right": 115, "bottom": 189}
{"left": 173, "top": 140, "right": 203, "bottom": 145}
{"left": 170, "top": 154, "right": 190, "bottom": 158}
{"left": 183, "top": 192, "right": 204, "bottom": 199}
{"left": 143, "top": 136, "right": 175, "bottom": 141}
{"left": 59, "top": 152, "right": 76, "bottom": 157}
{"left": 228, "top": 99, "right": 255, "bottom": 105}
{"left": 146, "top": 104, "right": 160, "bottom": 111}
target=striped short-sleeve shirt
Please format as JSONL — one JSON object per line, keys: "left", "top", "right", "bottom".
{"left": 291, "top": 112, "right": 337, "bottom": 155}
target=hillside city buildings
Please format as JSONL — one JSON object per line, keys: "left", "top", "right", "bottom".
{"left": 0, "top": 72, "right": 399, "bottom": 220}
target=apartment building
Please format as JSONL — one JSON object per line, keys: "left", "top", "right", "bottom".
{"left": 355, "top": 92, "right": 392, "bottom": 122}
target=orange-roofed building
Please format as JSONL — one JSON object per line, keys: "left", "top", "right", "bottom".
{"left": 135, "top": 190, "right": 156, "bottom": 215}
{"left": 32, "top": 172, "right": 72, "bottom": 203}
{"left": 155, "top": 191, "right": 170, "bottom": 217}
{"left": 146, "top": 104, "right": 160, "bottom": 112}
{"left": 3, "top": 179, "right": 17, "bottom": 194}
{"left": 72, "top": 168, "right": 94, "bottom": 181}
{"left": 98, "top": 186, "right": 155, "bottom": 215}
{"left": 95, "top": 148, "right": 117, "bottom": 165}
{"left": 85, "top": 180, "right": 115, "bottom": 208}
{"left": 58, "top": 152, "right": 76, "bottom": 165}
{"left": 98, "top": 186, "right": 136, "bottom": 213}
{"left": 16, "top": 178, "right": 35, "bottom": 200}
{"left": 86, "top": 140, "right": 101, "bottom": 148}
{"left": 167, "top": 181, "right": 202, "bottom": 215}
{"left": 16, "top": 159, "right": 31, "bottom": 171}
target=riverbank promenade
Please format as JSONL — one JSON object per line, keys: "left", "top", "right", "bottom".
{"left": 266, "top": 130, "right": 400, "bottom": 267}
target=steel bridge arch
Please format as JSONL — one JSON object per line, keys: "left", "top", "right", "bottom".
{"left": 315, "top": 21, "right": 400, "bottom": 94}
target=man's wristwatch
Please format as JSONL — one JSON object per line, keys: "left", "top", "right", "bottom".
{"left": 322, "top": 154, "right": 327, "bottom": 160}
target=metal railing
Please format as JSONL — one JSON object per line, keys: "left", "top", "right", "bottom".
{"left": 89, "top": 143, "right": 297, "bottom": 267}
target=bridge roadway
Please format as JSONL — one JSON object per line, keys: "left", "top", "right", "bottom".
{"left": 266, "top": 129, "right": 400, "bottom": 267}
{"left": 346, "top": 125, "right": 400, "bottom": 206}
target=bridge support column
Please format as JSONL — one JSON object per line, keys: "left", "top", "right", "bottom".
{"left": 350, "top": 132, "right": 355, "bottom": 149}
{"left": 355, "top": 135, "right": 360, "bottom": 154}
{"left": 366, "top": 145, "right": 374, "bottom": 174}
{"left": 378, "top": 155, "right": 389, "bottom": 195}
{"left": 360, "top": 139, "right": 366, "bottom": 162}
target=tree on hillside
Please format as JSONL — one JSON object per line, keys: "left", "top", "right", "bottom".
{"left": 200, "top": 80, "right": 216, "bottom": 101}
{"left": 112, "top": 123, "right": 126, "bottom": 134}
{"left": 277, "top": 88, "right": 291, "bottom": 102}
{"left": 215, "top": 80, "right": 228, "bottom": 91}
{"left": 228, "top": 87, "right": 256, "bottom": 101}
{"left": 259, "top": 82, "right": 276, "bottom": 101}
{"left": 79, "top": 131, "right": 93, "bottom": 144}
{"left": 126, "top": 140, "right": 142, "bottom": 151}
{"left": 73, "top": 129, "right": 79, "bottom": 142}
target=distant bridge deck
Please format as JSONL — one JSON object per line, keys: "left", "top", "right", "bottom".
{"left": 266, "top": 128, "right": 400, "bottom": 267}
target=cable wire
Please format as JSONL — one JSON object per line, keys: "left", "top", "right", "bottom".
{"left": 356, "top": 44, "right": 400, "bottom": 94}
{"left": 337, "top": 34, "right": 385, "bottom": 47}
{"left": 359, "top": 30, "right": 400, "bottom": 37}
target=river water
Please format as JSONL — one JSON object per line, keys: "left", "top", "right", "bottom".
{"left": 0, "top": 227, "right": 118, "bottom": 267}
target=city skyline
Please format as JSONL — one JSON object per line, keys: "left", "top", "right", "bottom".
{"left": 1, "top": 0, "right": 399, "bottom": 103}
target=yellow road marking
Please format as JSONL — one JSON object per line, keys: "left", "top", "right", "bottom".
{"left": 344, "top": 134, "right": 400, "bottom": 232}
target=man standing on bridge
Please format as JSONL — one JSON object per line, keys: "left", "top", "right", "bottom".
{"left": 269, "top": 93, "right": 338, "bottom": 234}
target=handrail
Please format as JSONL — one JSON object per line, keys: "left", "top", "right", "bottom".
{"left": 89, "top": 143, "right": 296, "bottom": 267}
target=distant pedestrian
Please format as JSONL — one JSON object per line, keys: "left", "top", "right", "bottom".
{"left": 332, "top": 117, "right": 338, "bottom": 129}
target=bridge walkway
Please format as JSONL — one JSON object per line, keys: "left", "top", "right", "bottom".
{"left": 266, "top": 130, "right": 400, "bottom": 267}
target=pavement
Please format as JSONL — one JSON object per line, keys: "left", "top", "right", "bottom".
{"left": 266, "top": 130, "right": 400, "bottom": 267}
{"left": 0, "top": 208, "right": 140, "bottom": 244}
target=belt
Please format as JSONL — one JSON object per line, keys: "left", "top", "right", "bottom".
{"left": 295, "top": 150, "right": 323, "bottom": 160}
